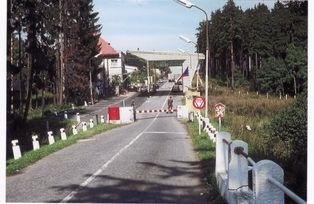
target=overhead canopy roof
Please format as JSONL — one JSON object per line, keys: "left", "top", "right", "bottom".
{"left": 127, "top": 50, "right": 205, "bottom": 61}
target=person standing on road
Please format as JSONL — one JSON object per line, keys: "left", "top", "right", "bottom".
{"left": 167, "top": 96, "right": 174, "bottom": 113}
{"left": 131, "top": 100, "right": 136, "bottom": 121}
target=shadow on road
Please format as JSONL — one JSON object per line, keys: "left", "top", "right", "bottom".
{"left": 49, "top": 160, "right": 214, "bottom": 203}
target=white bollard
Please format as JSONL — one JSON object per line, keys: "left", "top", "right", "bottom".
{"left": 84, "top": 101, "right": 88, "bottom": 106}
{"left": 279, "top": 93, "right": 282, "bottom": 100}
{"left": 60, "top": 128, "right": 67, "bottom": 140}
{"left": 32, "top": 135, "right": 40, "bottom": 150}
{"left": 72, "top": 103, "right": 75, "bottom": 110}
{"left": 12, "top": 140, "right": 22, "bottom": 160}
{"left": 82, "top": 122, "right": 87, "bottom": 132}
{"left": 89, "top": 119, "right": 94, "bottom": 128}
{"left": 72, "top": 125, "right": 78, "bottom": 135}
{"left": 47, "top": 131, "right": 55, "bottom": 145}
{"left": 267, "top": 92, "right": 269, "bottom": 99}
{"left": 253, "top": 160, "right": 284, "bottom": 203}
{"left": 285, "top": 94, "right": 288, "bottom": 100}
{"left": 64, "top": 111, "right": 68, "bottom": 119}
{"left": 76, "top": 113, "right": 80, "bottom": 123}
{"left": 100, "top": 115, "right": 105, "bottom": 123}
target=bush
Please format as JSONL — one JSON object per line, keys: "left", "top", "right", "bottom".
{"left": 264, "top": 91, "right": 307, "bottom": 199}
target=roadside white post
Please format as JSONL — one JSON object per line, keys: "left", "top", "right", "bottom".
{"left": 64, "top": 111, "right": 68, "bottom": 119}
{"left": 32, "top": 135, "right": 40, "bottom": 150}
{"left": 285, "top": 94, "right": 288, "bottom": 100}
{"left": 100, "top": 115, "right": 105, "bottom": 123}
{"left": 76, "top": 113, "right": 80, "bottom": 123}
{"left": 47, "top": 131, "right": 55, "bottom": 145}
{"left": 82, "top": 122, "right": 87, "bottom": 132}
{"left": 72, "top": 103, "right": 75, "bottom": 110}
{"left": 84, "top": 101, "right": 88, "bottom": 106}
{"left": 72, "top": 125, "right": 78, "bottom": 135}
{"left": 218, "top": 117, "right": 222, "bottom": 131}
{"left": 279, "top": 93, "right": 282, "bottom": 100}
{"left": 198, "top": 117, "right": 202, "bottom": 135}
{"left": 60, "top": 128, "right": 67, "bottom": 140}
{"left": 89, "top": 119, "right": 94, "bottom": 128}
{"left": 12, "top": 140, "right": 22, "bottom": 159}
{"left": 267, "top": 92, "right": 269, "bottom": 99}
{"left": 253, "top": 160, "right": 284, "bottom": 203}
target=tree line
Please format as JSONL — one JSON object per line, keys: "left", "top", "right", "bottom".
{"left": 196, "top": 0, "right": 307, "bottom": 95}
{"left": 7, "top": 0, "right": 101, "bottom": 122}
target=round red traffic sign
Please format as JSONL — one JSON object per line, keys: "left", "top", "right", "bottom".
{"left": 193, "top": 96, "right": 205, "bottom": 109}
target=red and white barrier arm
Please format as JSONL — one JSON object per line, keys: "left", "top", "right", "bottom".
{"left": 135, "top": 109, "right": 177, "bottom": 114}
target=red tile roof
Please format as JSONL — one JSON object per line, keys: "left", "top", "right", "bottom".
{"left": 98, "top": 37, "right": 119, "bottom": 57}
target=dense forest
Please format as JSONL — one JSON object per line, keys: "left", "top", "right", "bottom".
{"left": 196, "top": 0, "right": 307, "bottom": 95}
{"left": 7, "top": 0, "right": 101, "bottom": 122}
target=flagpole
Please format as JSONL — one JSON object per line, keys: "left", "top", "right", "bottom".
{"left": 182, "top": 65, "right": 184, "bottom": 92}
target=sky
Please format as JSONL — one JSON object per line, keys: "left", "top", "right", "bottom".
{"left": 93, "top": 0, "right": 276, "bottom": 53}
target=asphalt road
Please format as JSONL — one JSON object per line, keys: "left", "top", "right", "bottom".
{"left": 6, "top": 82, "right": 207, "bottom": 203}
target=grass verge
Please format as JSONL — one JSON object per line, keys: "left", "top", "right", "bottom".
{"left": 186, "top": 120, "right": 226, "bottom": 203}
{"left": 6, "top": 123, "right": 118, "bottom": 176}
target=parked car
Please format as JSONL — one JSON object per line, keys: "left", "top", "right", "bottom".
{"left": 172, "top": 83, "right": 183, "bottom": 92}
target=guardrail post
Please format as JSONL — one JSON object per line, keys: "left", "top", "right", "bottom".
{"left": 100, "top": 115, "right": 105, "bottom": 123}
{"left": 72, "top": 125, "right": 78, "bottom": 135}
{"left": 228, "top": 140, "right": 249, "bottom": 203}
{"left": 89, "top": 119, "right": 94, "bottom": 128}
{"left": 60, "top": 128, "right": 67, "bottom": 140}
{"left": 76, "top": 113, "right": 80, "bottom": 123}
{"left": 32, "top": 135, "right": 40, "bottom": 150}
{"left": 95, "top": 114, "right": 99, "bottom": 125}
{"left": 82, "top": 122, "right": 87, "bottom": 132}
{"left": 203, "top": 117, "right": 210, "bottom": 130}
{"left": 253, "top": 160, "right": 284, "bottom": 203}
{"left": 12, "top": 140, "right": 22, "bottom": 159}
{"left": 47, "top": 131, "right": 55, "bottom": 145}
{"left": 215, "top": 132, "right": 231, "bottom": 197}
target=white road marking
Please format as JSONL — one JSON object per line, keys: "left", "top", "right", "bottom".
{"left": 144, "top": 131, "right": 186, "bottom": 134}
{"left": 77, "top": 138, "right": 96, "bottom": 142}
{"left": 61, "top": 85, "right": 172, "bottom": 203}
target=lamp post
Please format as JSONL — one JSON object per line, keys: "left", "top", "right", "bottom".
{"left": 89, "top": 53, "right": 102, "bottom": 105}
{"left": 179, "top": 35, "right": 200, "bottom": 91}
{"left": 176, "top": 0, "right": 210, "bottom": 118}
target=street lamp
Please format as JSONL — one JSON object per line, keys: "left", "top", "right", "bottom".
{"left": 89, "top": 53, "right": 102, "bottom": 105}
{"left": 179, "top": 35, "right": 200, "bottom": 91}
{"left": 176, "top": 0, "right": 210, "bottom": 118}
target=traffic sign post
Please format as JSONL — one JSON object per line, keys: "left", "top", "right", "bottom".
{"left": 193, "top": 96, "right": 206, "bottom": 110}
{"left": 214, "top": 103, "right": 225, "bottom": 131}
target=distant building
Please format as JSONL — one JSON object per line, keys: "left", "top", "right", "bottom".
{"left": 97, "top": 37, "right": 125, "bottom": 96}
{"left": 125, "top": 65, "right": 138, "bottom": 74}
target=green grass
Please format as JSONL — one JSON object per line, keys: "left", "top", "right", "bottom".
{"left": 6, "top": 123, "right": 118, "bottom": 176}
{"left": 206, "top": 85, "right": 293, "bottom": 160}
{"left": 186, "top": 120, "right": 226, "bottom": 203}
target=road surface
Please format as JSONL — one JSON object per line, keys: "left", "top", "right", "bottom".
{"left": 6, "top": 82, "right": 207, "bottom": 203}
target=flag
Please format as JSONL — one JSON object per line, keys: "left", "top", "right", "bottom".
{"left": 177, "top": 67, "right": 189, "bottom": 81}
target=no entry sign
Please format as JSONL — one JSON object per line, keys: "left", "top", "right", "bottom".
{"left": 214, "top": 102, "right": 226, "bottom": 118}
{"left": 193, "top": 96, "right": 205, "bottom": 109}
